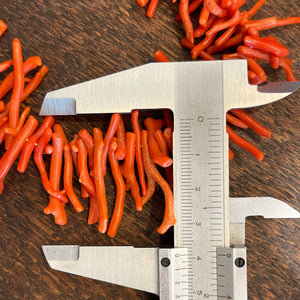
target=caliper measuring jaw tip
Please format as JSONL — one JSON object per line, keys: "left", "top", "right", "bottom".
{"left": 41, "top": 61, "right": 300, "bottom": 299}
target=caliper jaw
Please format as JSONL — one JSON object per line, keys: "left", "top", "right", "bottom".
{"left": 42, "top": 245, "right": 190, "bottom": 298}
{"left": 229, "top": 197, "right": 300, "bottom": 247}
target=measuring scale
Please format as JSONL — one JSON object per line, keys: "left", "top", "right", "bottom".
{"left": 40, "top": 61, "right": 300, "bottom": 299}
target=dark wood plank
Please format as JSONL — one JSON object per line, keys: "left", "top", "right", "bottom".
{"left": 0, "top": 0, "right": 299, "bottom": 299}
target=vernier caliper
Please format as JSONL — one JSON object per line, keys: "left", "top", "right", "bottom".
{"left": 40, "top": 60, "right": 300, "bottom": 299}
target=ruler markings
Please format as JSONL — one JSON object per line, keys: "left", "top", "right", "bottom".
{"left": 181, "top": 218, "right": 192, "bottom": 221}
{"left": 181, "top": 231, "right": 192, "bottom": 235}
{"left": 177, "top": 111, "right": 224, "bottom": 299}
{"left": 179, "top": 118, "right": 194, "bottom": 121}
{"left": 180, "top": 141, "right": 192, "bottom": 144}
{"left": 182, "top": 260, "right": 193, "bottom": 264}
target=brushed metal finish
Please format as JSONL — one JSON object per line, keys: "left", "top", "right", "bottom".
{"left": 229, "top": 197, "right": 300, "bottom": 246}
{"left": 39, "top": 61, "right": 299, "bottom": 116}
{"left": 42, "top": 246, "right": 159, "bottom": 295}
{"left": 217, "top": 247, "right": 247, "bottom": 300}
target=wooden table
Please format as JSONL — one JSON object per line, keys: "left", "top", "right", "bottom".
{"left": 0, "top": 1, "right": 299, "bottom": 299}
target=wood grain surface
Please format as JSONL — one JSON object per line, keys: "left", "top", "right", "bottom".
{"left": 0, "top": 1, "right": 299, "bottom": 299}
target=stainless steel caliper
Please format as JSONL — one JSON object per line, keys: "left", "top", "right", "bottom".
{"left": 40, "top": 60, "right": 300, "bottom": 299}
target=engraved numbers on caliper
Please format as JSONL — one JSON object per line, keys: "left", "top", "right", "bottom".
{"left": 178, "top": 114, "right": 224, "bottom": 299}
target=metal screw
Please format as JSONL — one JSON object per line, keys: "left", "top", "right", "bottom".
{"left": 161, "top": 257, "right": 171, "bottom": 267}
{"left": 235, "top": 257, "right": 245, "bottom": 268}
